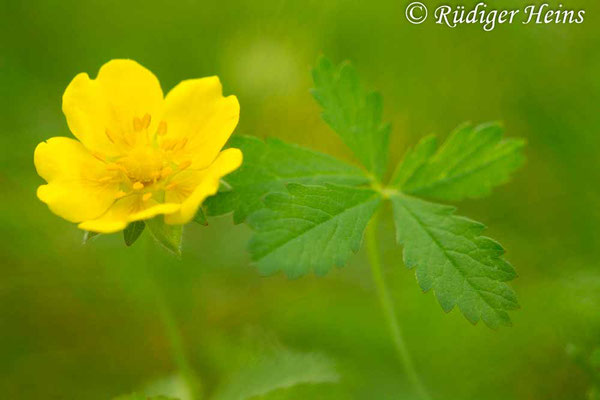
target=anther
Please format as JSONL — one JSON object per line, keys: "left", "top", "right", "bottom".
{"left": 132, "top": 182, "right": 144, "bottom": 190}
{"left": 160, "top": 166, "right": 173, "bottom": 179}
{"left": 165, "top": 182, "right": 177, "bottom": 190}
{"left": 142, "top": 192, "right": 153, "bottom": 202}
{"left": 134, "top": 114, "right": 152, "bottom": 131}
{"left": 141, "top": 113, "right": 151, "bottom": 129}
{"left": 115, "top": 190, "right": 127, "bottom": 199}
{"left": 98, "top": 176, "right": 113, "bottom": 183}
{"left": 133, "top": 117, "right": 143, "bottom": 131}
{"left": 151, "top": 170, "right": 160, "bottom": 182}
{"left": 157, "top": 121, "right": 167, "bottom": 136}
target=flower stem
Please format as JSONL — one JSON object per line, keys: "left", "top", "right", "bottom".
{"left": 365, "top": 214, "right": 431, "bottom": 400}
{"left": 145, "top": 236, "right": 202, "bottom": 400}
{"left": 155, "top": 293, "right": 202, "bottom": 400}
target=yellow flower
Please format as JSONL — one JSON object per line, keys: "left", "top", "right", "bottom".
{"left": 34, "top": 59, "right": 242, "bottom": 233}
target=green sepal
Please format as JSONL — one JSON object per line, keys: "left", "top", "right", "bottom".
{"left": 123, "top": 220, "right": 146, "bottom": 247}
{"left": 146, "top": 217, "right": 183, "bottom": 257}
{"left": 193, "top": 207, "right": 208, "bottom": 226}
{"left": 82, "top": 231, "right": 99, "bottom": 244}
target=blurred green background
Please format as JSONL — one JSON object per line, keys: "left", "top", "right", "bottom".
{"left": 2, "top": 0, "right": 599, "bottom": 398}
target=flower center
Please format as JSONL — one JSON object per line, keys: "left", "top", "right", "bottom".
{"left": 98, "top": 115, "right": 192, "bottom": 201}
{"left": 119, "top": 146, "right": 165, "bottom": 183}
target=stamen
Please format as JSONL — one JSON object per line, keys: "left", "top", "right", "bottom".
{"left": 132, "top": 182, "right": 144, "bottom": 190}
{"left": 141, "top": 113, "right": 151, "bottom": 129}
{"left": 134, "top": 114, "right": 152, "bottom": 131}
{"left": 107, "top": 163, "right": 127, "bottom": 172}
{"left": 176, "top": 138, "right": 189, "bottom": 150}
{"left": 160, "top": 166, "right": 173, "bottom": 179}
{"left": 92, "top": 152, "right": 106, "bottom": 162}
{"left": 123, "top": 133, "right": 134, "bottom": 146}
{"left": 105, "top": 129, "right": 115, "bottom": 143}
{"left": 98, "top": 176, "right": 113, "bottom": 183}
{"left": 115, "top": 190, "right": 127, "bottom": 199}
{"left": 178, "top": 160, "right": 192, "bottom": 170}
{"left": 165, "top": 182, "right": 177, "bottom": 190}
{"left": 151, "top": 170, "right": 160, "bottom": 182}
{"left": 157, "top": 121, "right": 167, "bottom": 136}
{"left": 162, "top": 139, "right": 177, "bottom": 151}
{"left": 133, "top": 118, "right": 142, "bottom": 131}
{"left": 142, "top": 192, "right": 153, "bottom": 202}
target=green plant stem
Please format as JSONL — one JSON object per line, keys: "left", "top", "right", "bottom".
{"left": 145, "top": 236, "right": 202, "bottom": 400}
{"left": 365, "top": 214, "right": 431, "bottom": 400}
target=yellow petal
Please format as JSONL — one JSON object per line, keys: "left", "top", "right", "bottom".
{"left": 34, "top": 137, "right": 120, "bottom": 222}
{"left": 162, "top": 77, "right": 239, "bottom": 169}
{"left": 62, "top": 59, "right": 164, "bottom": 156}
{"left": 164, "top": 148, "right": 242, "bottom": 225}
{"left": 78, "top": 195, "right": 181, "bottom": 233}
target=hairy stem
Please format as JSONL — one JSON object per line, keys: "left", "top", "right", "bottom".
{"left": 365, "top": 214, "right": 431, "bottom": 400}
{"left": 145, "top": 236, "right": 202, "bottom": 400}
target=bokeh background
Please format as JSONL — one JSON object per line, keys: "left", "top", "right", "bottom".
{"left": 2, "top": 0, "right": 599, "bottom": 398}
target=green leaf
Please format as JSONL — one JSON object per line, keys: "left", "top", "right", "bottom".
{"left": 142, "top": 374, "right": 193, "bottom": 400}
{"left": 391, "top": 122, "right": 525, "bottom": 201}
{"left": 113, "top": 394, "right": 178, "bottom": 400}
{"left": 247, "top": 183, "right": 381, "bottom": 277}
{"left": 251, "top": 384, "right": 347, "bottom": 400}
{"left": 390, "top": 134, "right": 438, "bottom": 187}
{"left": 390, "top": 193, "right": 519, "bottom": 328}
{"left": 311, "top": 56, "right": 391, "bottom": 179}
{"left": 123, "top": 220, "right": 146, "bottom": 246}
{"left": 146, "top": 217, "right": 183, "bottom": 256}
{"left": 213, "top": 349, "right": 339, "bottom": 400}
{"left": 205, "top": 135, "right": 370, "bottom": 224}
